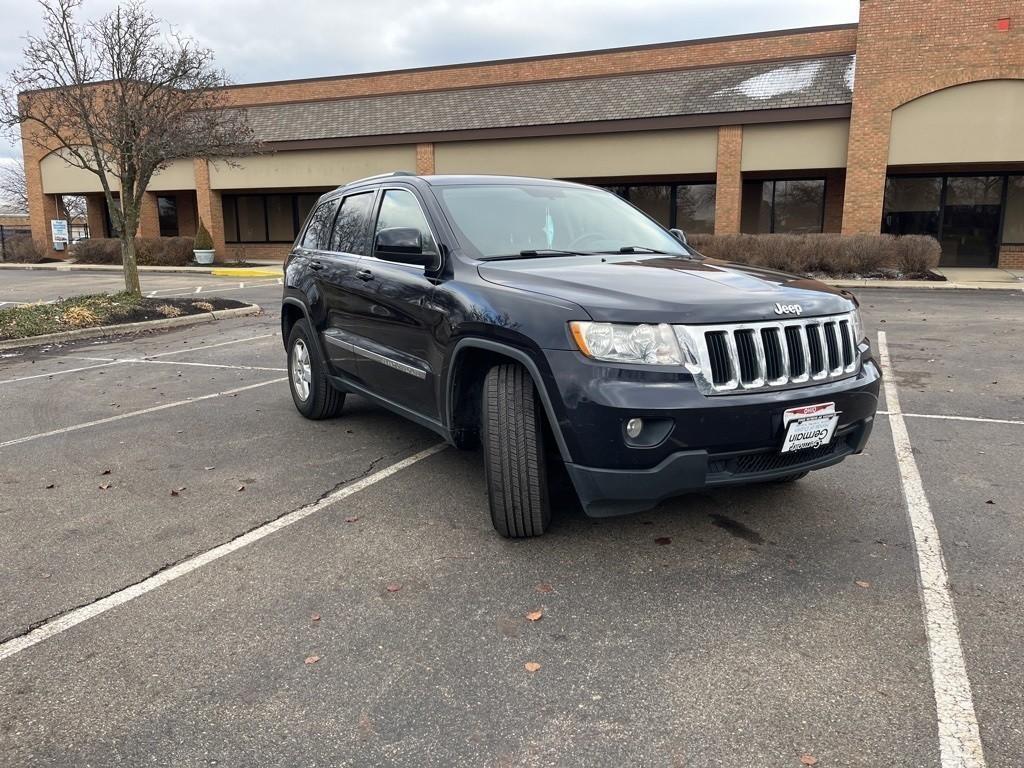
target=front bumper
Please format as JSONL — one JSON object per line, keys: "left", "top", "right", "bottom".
{"left": 542, "top": 347, "right": 881, "bottom": 516}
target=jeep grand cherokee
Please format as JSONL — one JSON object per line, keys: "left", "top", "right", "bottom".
{"left": 282, "top": 173, "right": 880, "bottom": 537}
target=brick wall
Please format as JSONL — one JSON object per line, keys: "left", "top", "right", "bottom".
{"left": 842, "top": 0, "right": 1024, "bottom": 234}
{"left": 416, "top": 143, "right": 435, "bottom": 175}
{"left": 999, "top": 245, "right": 1024, "bottom": 269}
{"left": 218, "top": 27, "right": 857, "bottom": 108}
{"left": 714, "top": 126, "right": 743, "bottom": 234}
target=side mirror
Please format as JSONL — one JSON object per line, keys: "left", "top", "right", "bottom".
{"left": 374, "top": 227, "right": 433, "bottom": 266}
{"left": 669, "top": 228, "right": 688, "bottom": 245}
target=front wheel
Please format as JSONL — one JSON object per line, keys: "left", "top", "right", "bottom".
{"left": 287, "top": 320, "right": 345, "bottom": 420}
{"left": 481, "top": 363, "right": 551, "bottom": 538}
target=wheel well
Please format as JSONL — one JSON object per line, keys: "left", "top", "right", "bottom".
{"left": 449, "top": 347, "right": 558, "bottom": 454}
{"left": 281, "top": 303, "right": 303, "bottom": 347}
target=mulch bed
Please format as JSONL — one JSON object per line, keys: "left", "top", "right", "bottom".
{"left": 0, "top": 293, "right": 249, "bottom": 340}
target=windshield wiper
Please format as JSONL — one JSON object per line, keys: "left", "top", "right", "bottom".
{"left": 606, "top": 246, "right": 674, "bottom": 255}
{"left": 481, "top": 249, "right": 594, "bottom": 261}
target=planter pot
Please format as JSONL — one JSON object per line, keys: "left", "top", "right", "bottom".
{"left": 193, "top": 249, "right": 215, "bottom": 265}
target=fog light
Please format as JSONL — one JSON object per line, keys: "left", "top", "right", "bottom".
{"left": 625, "top": 418, "right": 644, "bottom": 439}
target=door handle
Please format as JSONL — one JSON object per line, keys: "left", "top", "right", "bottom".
{"left": 356, "top": 269, "right": 374, "bottom": 281}
{"left": 309, "top": 260, "right": 324, "bottom": 271}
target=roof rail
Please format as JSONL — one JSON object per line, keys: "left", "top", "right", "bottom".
{"left": 344, "top": 170, "right": 417, "bottom": 187}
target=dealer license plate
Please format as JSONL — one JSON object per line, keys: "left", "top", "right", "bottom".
{"left": 781, "top": 402, "right": 839, "bottom": 453}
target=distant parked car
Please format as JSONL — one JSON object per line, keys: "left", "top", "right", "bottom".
{"left": 281, "top": 173, "right": 881, "bottom": 537}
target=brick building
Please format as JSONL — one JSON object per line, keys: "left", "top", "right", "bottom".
{"left": 20, "top": 0, "right": 1024, "bottom": 268}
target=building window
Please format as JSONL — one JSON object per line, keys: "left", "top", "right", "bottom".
{"left": 157, "top": 196, "right": 178, "bottom": 237}
{"left": 601, "top": 182, "right": 716, "bottom": 232}
{"left": 882, "top": 174, "right": 1011, "bottom": 268}
{"left": 674, "top": 184, "right": 716, "bottom": 234}
{"left": 741, "top": 179, "right": 826, "bottom": 234}
{"left": 222, "top": 192, "right": 330, "bottom": 244}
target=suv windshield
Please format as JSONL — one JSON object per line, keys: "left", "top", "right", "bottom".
{"left": 434, "top": 184, "right": 692, "bottom": 259}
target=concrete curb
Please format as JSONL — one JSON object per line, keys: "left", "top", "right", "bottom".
{"left": 0, "top": 303, "right": 262, "bottom": 352}
{"left": 0, "top": 262, "right": 281, "bottom": 275}
{"left": 210, "top": 267, "right": 282, "bottom": 278}
{"left": 827, "top": 279, "right": 1024, "bottom": 291}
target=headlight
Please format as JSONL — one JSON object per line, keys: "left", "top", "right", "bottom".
{"left": 851, "top": 308, "right": 866, "bottom": 345}
{"left": 570, "top": 321, "right": 695, "bottom": 366}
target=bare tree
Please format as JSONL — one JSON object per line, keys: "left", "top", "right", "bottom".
{"left": 0, "top": 159, "right": 28, "bottom": 212}
{"left": 1, "top": 0, "right": 257, "bottom": 293}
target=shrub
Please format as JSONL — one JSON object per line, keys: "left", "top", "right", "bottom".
{"left": 71, "top": 236, "right": 196, "bottom": 266}
{"left": 2, "top": 235, "right": 47, "bottom": 263}
{"left": 194, "top": 219, "right": 214, "bottom": 250}
{"left": 685, "top": 233, "right": 940, "bottom": 278}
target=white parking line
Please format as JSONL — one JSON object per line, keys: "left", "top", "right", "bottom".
{"left": 0, "top": 360, "right": 124, "bottom": 386}
{"left": 877, "top": 410, "right": 1024, "bottom": 427}
{"left": 138, "top": 359, "right": 286, "bottom": 373}
{"left": 0, "top": 378, "right": 285, "bottom": 450}
{"left": 878, "top": 331, "right": 987, "bottom": 768}
{"left": 0, "top": 443, "right": 447, "bottom": 662}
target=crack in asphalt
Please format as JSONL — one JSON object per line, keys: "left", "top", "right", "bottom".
{"left": 0, "top": 450, "right": 404, "bottom": 648}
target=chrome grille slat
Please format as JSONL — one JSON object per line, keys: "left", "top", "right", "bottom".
{"left": 677, "top": 312, "right": 862, "bottom": 396}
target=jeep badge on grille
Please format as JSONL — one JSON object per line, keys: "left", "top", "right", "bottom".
{"left": 774, "top": 303, "right": 803, "bottom": 316}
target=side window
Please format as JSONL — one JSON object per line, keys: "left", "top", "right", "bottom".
{"left": 300, "top": 199, "right": 339, "bottom": 250}
{"left": 329, "top": 192, "right": 374, "bottom": 255}
{"left": 373, "top": 189, "right": 439, "bottom": 258}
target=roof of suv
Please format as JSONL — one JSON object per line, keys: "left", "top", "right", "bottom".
{"left": 337, "top": 172, "right": 590, "bottom": 194}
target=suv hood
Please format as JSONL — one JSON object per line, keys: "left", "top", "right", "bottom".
{"left": 477, "top": 255, "right": 856, "bottom": 323}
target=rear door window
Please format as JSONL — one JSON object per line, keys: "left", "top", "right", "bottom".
{"left": 329, "top": 192, "right": 375, "bottom": 255}
{"left": 300, "top": 199, "right": 340, "bottom": 250}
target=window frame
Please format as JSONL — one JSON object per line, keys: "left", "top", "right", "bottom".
{"left": 370, "top": 186, "right": 443, "bottom": 270}
{"left": 602, "top": 181, "right": 717, "bottom": 233}
{"left": 741, "top": 177, "right": 827, "bottom": 235}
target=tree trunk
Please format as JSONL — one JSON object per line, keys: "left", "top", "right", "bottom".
{"left": 120, "top": 233, "right": 141, "bottom": 295}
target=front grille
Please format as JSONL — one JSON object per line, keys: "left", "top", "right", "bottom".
{"left": 676, "top": 312, "right": 861, "bottom": 395}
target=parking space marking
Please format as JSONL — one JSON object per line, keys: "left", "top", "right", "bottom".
{"left": 877, "top": 410, "right": 1024, "bottom": 427}
{"left": 878, "top": 331, "right": 987, "bottom": 768}
{"left": 0, "top": 443, "right": 446, "bottom": 663}
{"left": 0, "top": 378, "right": 285, "bottom": 450}
{"left": 0, "top": 360, "right": 124, "bottom": 386}
{"left": 137, "top": 359, "right": 286, "bottom": 373}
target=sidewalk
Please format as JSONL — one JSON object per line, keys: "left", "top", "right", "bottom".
{"left": 831, "top": 267, "right": 1024, "bottom": 291}
{"left": 0, "top": 261, "right": 283, "bottom": 277}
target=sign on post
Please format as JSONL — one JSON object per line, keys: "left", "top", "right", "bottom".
{"left": 50, "top": 219, "right": 69, "bottom": 251}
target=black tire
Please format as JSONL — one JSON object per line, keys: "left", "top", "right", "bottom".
{"left": 773, "top": 471, "right": 809, "bottom": 483}
{"left": 287, "top": 320, "right": 345, "bottom": 420}
{"left": 482, "top": 363, "right": 551, "bottom": 538}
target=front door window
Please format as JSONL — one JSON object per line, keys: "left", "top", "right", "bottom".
{"left": 940, "top": 176, "right": 1002, "bottom": 268}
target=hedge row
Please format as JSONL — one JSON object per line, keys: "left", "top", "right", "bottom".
{"left": 1, "top": 235, "right": 48, "bottom": 263}
{"left": 70, "top": 237, "right": 196, "bottom": 266}
{"left": 685, "top": 233, "right": 941, "bottom": 279}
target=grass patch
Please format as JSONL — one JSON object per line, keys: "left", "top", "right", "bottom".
{"left": 0, "top": 292, "right": 247, "bottom": 341}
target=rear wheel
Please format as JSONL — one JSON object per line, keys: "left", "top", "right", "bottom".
{"left": 481, "top": 363, "right": 551, "bottom": 538}
{"left": 287, "top": 320, "right": 345, "bottom": 420}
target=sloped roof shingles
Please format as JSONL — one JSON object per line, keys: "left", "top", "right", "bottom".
{"left": 245, "top": 54, "right": 855, "bottom": 143}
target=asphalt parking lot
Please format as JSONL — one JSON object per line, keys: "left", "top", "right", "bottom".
{"left": 1, "top": 271, "right": 1022, "bottom": 767}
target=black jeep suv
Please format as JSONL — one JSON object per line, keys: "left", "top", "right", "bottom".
{"left": 282, "top": 173, "right": 880, "bottom": 537}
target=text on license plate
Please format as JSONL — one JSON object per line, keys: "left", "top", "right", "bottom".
{"left": 781, "top": 402, "right": 839, "bottom": 453}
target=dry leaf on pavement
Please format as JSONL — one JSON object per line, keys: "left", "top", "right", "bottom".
{"left": 236, "top": 484, "right": 246, "bottom": 492}
{"left": 655, "top": 537, "right": 672, "bottom": 545}
{"left": 101, "top": 469, "right": 111, "bottom": 475}
{"left": 800, "top": 755, "right": 818, "bottom": 766}
{"left": 524, "top": 662, "right": 542, "bottom": 673}
{"left": 98, "top": 483, "right": 112, "bottom": 490}
{"left": 304, "top": 655, "right": 320, "bottom": 665}
{"left": 170, "top": 487, "right": 186, "bottom": 496}
{"left": 344, "top": 516, "right": 359, "bottom": 523}
{"left": 855, "top": 580, "right": 871, "bottom": 588}
{"left": 525, "top": 610, "right": 543, "bottom": 622}
{"left": 386, "top": 583, "right": 402, "bottom": 593}
{"left": 311, "top": 613, "right": 321, "bottom": 622}
{"left": 535, "top": 583, "right": 554, "bottom": 594}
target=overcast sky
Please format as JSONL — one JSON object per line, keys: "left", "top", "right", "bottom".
{"left": 0, "top": 0, "right": 859, "bottom": 170}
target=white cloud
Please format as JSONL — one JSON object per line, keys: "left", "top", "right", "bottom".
{"left": 0, "top": 0, "right": 859, "bottom": 159}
